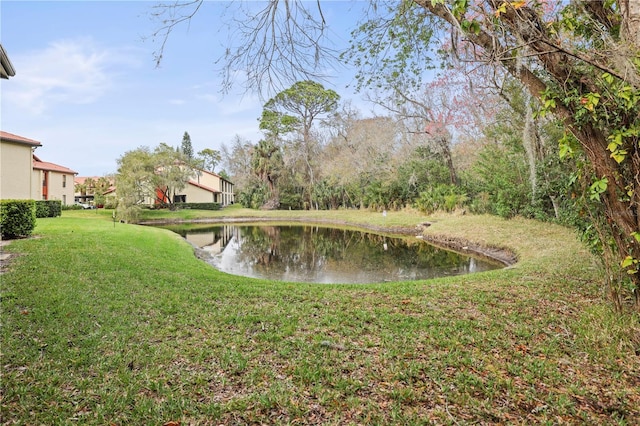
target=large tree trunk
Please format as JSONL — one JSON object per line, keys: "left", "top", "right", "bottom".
{"left": 414, "top": 0, "right": 640, "bottom": 309}
{"left": 622, "top": 0, "right": 640, "bottom": 45}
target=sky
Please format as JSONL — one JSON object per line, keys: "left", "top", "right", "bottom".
{"left": 0, "top": 1, "right": 369, "bottom": 176}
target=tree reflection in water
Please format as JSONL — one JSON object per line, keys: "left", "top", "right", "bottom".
{"left": 157, "top": 224, "right": 502, "bottom": 284}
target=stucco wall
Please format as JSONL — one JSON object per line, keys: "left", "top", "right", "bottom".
{"left": 183, "top": 184, "right": 216, "bottom": 203}
{"left": 190, "top": 171, "right": 234, "bottom": 205}
{"left": 33, "top": 169, "right": 75, "bottom": 205}
{"left": 1, "top": 141, "right": 34, "bottom": 199}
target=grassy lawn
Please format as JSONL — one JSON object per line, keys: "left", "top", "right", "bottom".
{"left": 1, "top": 207, "right": 639, "bottom": 424}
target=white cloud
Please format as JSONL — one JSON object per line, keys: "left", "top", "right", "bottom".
{"left": 4, "top": 38, "right": 140, "bottom": 114}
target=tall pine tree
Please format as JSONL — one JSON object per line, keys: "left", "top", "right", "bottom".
{"left": 181, "top": 131, "right": 193, "bottom": 160}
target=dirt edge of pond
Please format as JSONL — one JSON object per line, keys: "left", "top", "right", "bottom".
{"left": 140, "top": 217, "right": 518, "bottom": 267}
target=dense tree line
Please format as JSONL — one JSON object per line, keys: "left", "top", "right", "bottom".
{"left": 221, "top": 77, "right": 570, "bottom": 221}
{"left": 154, "top": 1, "right": 640, "bottom": 309}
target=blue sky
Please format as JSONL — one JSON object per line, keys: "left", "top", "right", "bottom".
{"left": 1, "top": 1, "right": 368, "bottom": 176}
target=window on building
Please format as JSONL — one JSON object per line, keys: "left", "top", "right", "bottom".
{"left": 62, "top": 175, "right": 67, "bottom": 188}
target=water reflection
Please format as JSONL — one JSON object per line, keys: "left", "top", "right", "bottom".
{"left": 159, "top": 224, "right": 501, "bottom": 284}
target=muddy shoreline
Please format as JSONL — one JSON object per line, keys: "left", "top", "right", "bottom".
{"left": 140, "top": 216, "right": 518, "bottom": 267}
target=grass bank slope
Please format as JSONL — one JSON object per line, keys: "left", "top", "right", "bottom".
{"left": 1, "top": 209, "right": 639, "bottom": 424}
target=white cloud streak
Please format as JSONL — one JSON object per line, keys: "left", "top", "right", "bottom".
{"left": 4, "top": 38, "right": 140, "bottom": 114}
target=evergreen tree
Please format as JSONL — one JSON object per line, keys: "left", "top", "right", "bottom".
{"left": 181, "top": 131, "right": 193, "bottom": 160}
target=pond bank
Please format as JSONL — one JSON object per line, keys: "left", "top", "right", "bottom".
{"left": 139, "top": 216, "right": 518, "bottom": 267}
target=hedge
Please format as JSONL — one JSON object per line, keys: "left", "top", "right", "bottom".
{"left": 35, "top": 200, "right": 62, "bottom": 218}
{"left": 172, "top": 202, "right": 221, "bottom": 211}
{"left": 0, "top": 199, "right": 36, "bottom": 239}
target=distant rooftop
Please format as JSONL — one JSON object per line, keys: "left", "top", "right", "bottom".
{"left": 33, "top": 155, "right": 77, "bottom": 175}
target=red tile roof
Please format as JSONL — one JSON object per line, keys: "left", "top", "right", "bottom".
{"left": 74, "top": 176, "right": 110, "bottom": 185}
{"left": 0, "top": 130, "right": 42, "bottom": 147}
{"left": 33, "top": 155, "right": 77, "bottom": 174}
{"left": 74, "top": 176, "right": 116, "bottom": 194}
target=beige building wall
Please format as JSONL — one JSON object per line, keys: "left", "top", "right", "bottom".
{"left": 183, "top": 184, "right": 217, "bottom": 203}
{"left": 189, "top": 170, "right": 234, "bottom": 205}
{"left": 32, "top": 169, "right": 75, "bottom": 205}
{"left": 1, "top": 141, "right": 35, "bottom": 199}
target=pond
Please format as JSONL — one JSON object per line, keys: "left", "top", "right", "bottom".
{"left": 157, "top": 223, "right": 503, "bottom": 284}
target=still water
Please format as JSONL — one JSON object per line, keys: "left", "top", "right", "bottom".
{"left": 158, "top": 223, "right": 502, "bottom": 284}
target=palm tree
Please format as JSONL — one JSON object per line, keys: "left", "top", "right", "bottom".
{"left": 251, "top": 139, "right": 283, "bottom": 209}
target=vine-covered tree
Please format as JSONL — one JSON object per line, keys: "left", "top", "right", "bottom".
{"left": 402, "top": 0, "right": 640, "bottom": 309}
{"left": 250, "top": 139, "right": 284, "bottom": 209}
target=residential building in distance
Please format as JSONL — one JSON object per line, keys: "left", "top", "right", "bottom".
{"left": 1, "top": 131, "right": 78, "bottom": 205}
{"left": 0, "top": 131, "right": 42, "bottom": 200}
{"left": 74, "top": 176, "right": 116, "bottom": 206}
{"left": 32, "top": 155, "right": 77, "bottom": 205}
{"left": 155, "top": 168, "right": 235, "bottom": 206}
{"left": 184, "top": 169, "right": 235, "bottom": 206}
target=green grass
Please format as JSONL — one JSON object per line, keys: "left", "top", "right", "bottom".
{"left": 1, "top": 208, "right": 639, "bottom": 424}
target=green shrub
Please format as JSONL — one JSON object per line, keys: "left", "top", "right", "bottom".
{"left": 278, "top": 190, "right": 303, "bottom": 210}
{"left": 172, "top": 202, "right": 221, "bottom": 211}
{"left": 0, "top": 200, "right": 36, "bottom": 239}
{"left": 104, "top": 196, "right": 118, "bottom": 209}
{"left": 115, "top": 201, "right": 141, "bottom": 224}
{"left": 35, "top": 200, "right": 62, "bottom": 218}
{"left": 61, "top": 204, "right": 83, "bottom": 211}
{"left": 414, "top": 185, "right": 468, "bottom": 214}
{"left": 35, "top": 201, "right": 49, "bottom": 218}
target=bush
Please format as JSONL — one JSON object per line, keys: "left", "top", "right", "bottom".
{"left": 414, "top": 185, "right": 468, "bottom": 214}
{"left": 116, "top": 201, "right": 141, "bottom": 224}
{"left": 61, "top": 204, "right": 83, "bottom": 211}
{"left": 0, "top": 200, "right": 36, "bottom": 239}
{"left": 35, "top": 201, "right": 49, "bottom": 218}
{"left": 35, "top": 200, "right": 62, "bottom": 218}
{"left": 278, "top": 190, "right": 303, "bottom": 210}
{"left": 104, "top": 196, "right": 118, "bottom": 209}
{"left": 172, "top": 202, "right": 221, "bottom": 211}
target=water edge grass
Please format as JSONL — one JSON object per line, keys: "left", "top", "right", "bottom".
{"left": 1, "top": 208, "right": 639, "bottom": 424}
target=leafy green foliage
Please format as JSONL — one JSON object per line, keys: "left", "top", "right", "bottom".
{"left": 0, "top": 200, "right": 36, "bottom": 239}
{"left": 115, "top": 143, "right": 200, "bottom": 221}
{"left": 35, "top": 200, "right": 62, "bottom": 218}
{"left": 236, "top": 182, "right": 268, "bottom": 210}
{"left": 197, "top": 148, "right": 222, "bottom": 173}
{"left": 344, "top": 0, "right": 437, "bottom": 92}
{"left": 415, "top": 184, "right": 467, "bottom": 214}
{"left": 250, "top": 139, "right": 284, "bottom": 208}
{"left": 465, "top": 144, "right": 530, "bottom": 218}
